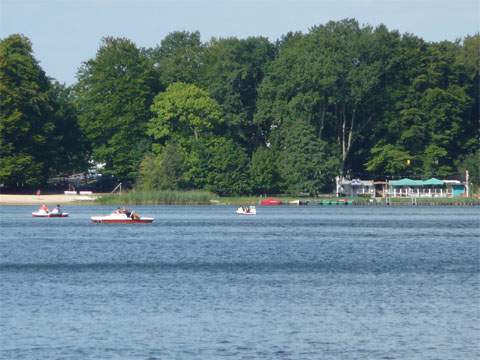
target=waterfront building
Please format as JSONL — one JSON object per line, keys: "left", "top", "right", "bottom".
{"left": 336, "top": 176, "right": 467, "bottom": 198}
{"left": 336, "top": 178, "right": 375, "bottom": 197}
{"left": 388, "top": 178, "right": 466, "bottom": 198}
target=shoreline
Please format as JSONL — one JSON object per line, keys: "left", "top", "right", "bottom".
{"left": 1, "top": 193, "right": 478, "bottom": 206}
{"left": 0, "top": 194, "right": 98, "bottom": 205}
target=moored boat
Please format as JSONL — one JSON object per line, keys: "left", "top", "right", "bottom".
{"left": 260, "top": 197, "right": 282, "bottom": 206}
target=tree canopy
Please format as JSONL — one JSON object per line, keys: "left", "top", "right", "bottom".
{"left": 0, "top": 34, "right": 86, "bottom": 189}
{"left": 2, "top": 23, "right": 479, "bottom": 193}
{"left": 75, "top": 36, "right": 159, "bottom": 182}
{"left": 148, "top": 82, "right": 222, "bottom": 144}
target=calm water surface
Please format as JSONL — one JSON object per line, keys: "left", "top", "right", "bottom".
{"left": 0, "top": 205, "right": 479, "bottom": 359}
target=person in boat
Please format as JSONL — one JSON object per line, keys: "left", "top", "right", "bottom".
{"left": 115, "top": 207, "right": 129, "bottom": 215}
{"left": 51, "top": 204, "right": 61, "bottom": 214}
{"left": 39, "top": 204, "right": 49, "bottom": 213}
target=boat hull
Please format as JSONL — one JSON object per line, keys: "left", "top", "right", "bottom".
{"left": 91, "top": 219, "right": 154, "bottom": 224}
{"left": 32, "top": 212, "right": 69, "bottom": 218}
{"left": 90, "top": 216, "right": 154, "bottom": 224}
{"left": 260, "top": 198, "right": 282, "bottom": 206}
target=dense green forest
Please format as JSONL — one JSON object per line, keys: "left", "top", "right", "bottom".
{"left": 1, "top": 20, "right": 479, "bottom": 194}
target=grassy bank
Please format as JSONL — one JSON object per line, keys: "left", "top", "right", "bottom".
{"left": 95, "top": 189, "right": 479, "bottom": 206}
{"left": 96, "top": 190, "right": 217, "bottom": 205}
{"left": 96, "top": 189, "right": 300, "bottom": 206}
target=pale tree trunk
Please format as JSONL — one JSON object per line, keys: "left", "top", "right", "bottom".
{"left": 339, "top": 105, "right": 356, "bottom": 176}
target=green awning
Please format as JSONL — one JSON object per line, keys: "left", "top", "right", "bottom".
{"left": 390, "top": 178, "right": 423, "bottom": 186}
{"left": 422, "top": 178, "right": 444, "bottom": 186}
{"left": 390, "top": 178, "right": 445, "bottom": 186}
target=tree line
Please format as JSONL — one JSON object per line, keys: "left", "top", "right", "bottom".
{"left": 1, "top": 19, "right": 478, "bottom": 194}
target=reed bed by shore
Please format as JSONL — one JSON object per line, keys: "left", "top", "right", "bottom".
{"left": 98, "top": 191, "right": 479, "bottom": 206}
{"left": 1, "top": 191, "right": 477, "bottom": 206}
{"left": 96, "top": 190, "right": 217, "bottom": 205}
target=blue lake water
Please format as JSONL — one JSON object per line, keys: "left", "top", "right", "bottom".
{"left": 0, "top": 205, "right": 479, "bottom": 359}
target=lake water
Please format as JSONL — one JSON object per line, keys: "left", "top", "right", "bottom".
{"left": 0, "top": 205, "right": 479, "bottom": 359}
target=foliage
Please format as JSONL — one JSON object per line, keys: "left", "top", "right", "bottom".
{"left": 249, "top": 147, "right": 281, "bottom": 194}
{"left": 2, "top": 26, "right": 478, "bottom": 195}
{"left": 137, "top": 142, "right": 186, "bottom": 190}
{"left": 200, "top": 37, "right": 275, "bottom": 150}
{"left": 150, "top": 31, "right": 204, "bottom": 85}
{"left": 75, "top": 36, "right": 158, "bottom": 182}
{"left": 275, "top": 119, "right": 340, "bottom": 195}
{"left": 256, "top": 19, "right": 385, "bottom": 174}
{"left": 186, "top": 137, "right": 251, "bottom": 195}
{"left": 458, "top": 150, "right": 480, "bottom": 189}
{"left": 365, "top": 143, "right": 412, "bottom": 176}
{"left": 148, "top": 82, "right": 223, "bottom": 143}
{"left": 48, "top": 82, "right": 89, "bottom": 174}
{"left": 0, "top": 35, "right": 84, "bottom": 188}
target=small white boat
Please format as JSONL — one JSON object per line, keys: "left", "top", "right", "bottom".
{"left": 236, "top": 205, "right": 256, "bottom": 215}
{"left": 32, "top": 211, "right": 69, "bottom": 218}
{"left": 91, "top": 211, "right": 154, "bottom": 224}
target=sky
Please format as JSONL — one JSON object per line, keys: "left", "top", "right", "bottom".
{"left": 1, "top": 0, "right": 479, "bottom": 85}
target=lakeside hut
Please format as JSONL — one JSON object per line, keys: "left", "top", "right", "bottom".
{"left": 337, "top": 178, "right": 375, "bottom": 197}
{"left": 388, "top": 178, "right": 465, "bottom": 198}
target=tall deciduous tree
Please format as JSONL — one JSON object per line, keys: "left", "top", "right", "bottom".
{"left": 0, "top": 34, "right": 54, "bottom": 188}
{"left": 137, "top": 142, "right": 186, "bottom": 190}
{"left": 256, "top": 19, "right": 385, "bottom": 175}
{"left": 48, "top": 82, "right": 89, "bottom": 174}
{"left": 75, "top": 37, "right": 158, "bottom": 182}
{"left": 149, "top": 31, "right": 204, "bottom": 86}
{"left": 185, "top": 136, "right": 250, "bottom": 195}
{"left": 200, "top": 37, "right": 275, "bottom": 151}
{"left": 369, "top": 37, "right": 475, "bottom": 179}
{"left": 249, "top": 147, "right": 281, "bottom": 194}
{"left": 148, "top": 82, "right": 222, "bottom": 144}
{"left": 275, "top": 119, "right": 339, "bottom": 195}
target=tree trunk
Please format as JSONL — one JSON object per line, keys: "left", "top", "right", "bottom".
{"left": 340, "top": 105, "right": 356, "bottom": 176}
{"left": 341, "top": 104, "right": 346, "bottom": 175}
{"left": 346, "top": 108, "right": 355, "bottom": 157}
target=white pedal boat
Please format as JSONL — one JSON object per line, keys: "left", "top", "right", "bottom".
{"left": 91, "top": 212, "right": 154, "bottom": 224}
{"left": 236, "top": 206, "right": 256, "bottom": 215}
{"left": 32, "top": 211, "right": 69, "bottom": 218}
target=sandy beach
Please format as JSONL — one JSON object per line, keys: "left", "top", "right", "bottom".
{"left": 0, "top": 194, "right": 98, "bottom": 205}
